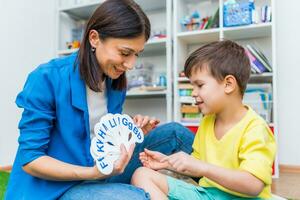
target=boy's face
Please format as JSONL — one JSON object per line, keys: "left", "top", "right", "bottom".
{"left": 190, "top": 67, "right": 226, "bottom": 115}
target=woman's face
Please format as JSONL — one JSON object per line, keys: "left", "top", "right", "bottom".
{"left": 89, "top": 31, "right": 145, "bottom": 79}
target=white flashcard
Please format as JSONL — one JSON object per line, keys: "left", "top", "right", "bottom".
{"left": 90, "top": 113, "right": 145, "bottom": 175}
{"left": 119, "top": 114, "right": 144, "bottom": 145}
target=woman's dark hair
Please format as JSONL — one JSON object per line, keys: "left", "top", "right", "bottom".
{"left": 77, "top": 0, "right": 151, "bottom": 92}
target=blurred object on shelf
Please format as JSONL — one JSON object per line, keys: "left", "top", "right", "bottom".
{"left": 141, "top": 85, "right": 166, "bottom": 91}
{"left": 180, "top": 9, "right": 219, "bottom": 32}
{"left": 127, "top": 62, "right": 154, "bottom": 90}
{"left": 150, "top": 29, "right": 167, "bottom": 39}
{"left": 157, "top": 74, "right": 167, "bottom": 87}
{"left": 223, "top": 0, "right": 272, "bottom": 27}
{"left": 66, "top": 40, "right": 80, "bottom": 49}
{"left": 65, "top": 20, "right": 85, "bottom": 49}
{"left": 181, "top": 105, "right": 199, "bottom": 114}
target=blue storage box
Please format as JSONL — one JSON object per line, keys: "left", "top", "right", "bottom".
{"left": 223, "top": 1, "right": 253, "bottom": 27}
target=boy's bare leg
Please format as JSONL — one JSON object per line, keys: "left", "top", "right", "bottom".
{"left": 131, "top": 167, "right": 169, "bottom": 200}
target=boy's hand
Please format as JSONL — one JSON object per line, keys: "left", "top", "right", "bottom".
{"left": 139, "top": 149, "right": 169, "bottom": 170}
{"left": 161, "top": 151, "right": 208, "bottom": 177}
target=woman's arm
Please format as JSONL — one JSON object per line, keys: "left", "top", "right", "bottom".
{"left": 23, "top": 144, "right": 135, "bottom": 181}
{"left": 22, "top": 156, "right": 102, "bottom": 181}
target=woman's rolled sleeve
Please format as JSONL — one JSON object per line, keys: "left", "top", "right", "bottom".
{"left": 16, "top": 67, "right": 56, "bottom": 166}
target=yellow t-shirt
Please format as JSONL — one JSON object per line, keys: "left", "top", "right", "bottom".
{"left": 191, "top": 106, "right": 276, "bottom": 198}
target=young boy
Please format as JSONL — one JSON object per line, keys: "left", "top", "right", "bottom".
{"left": 131, "top": 40, "right": 276, "bottom": 200}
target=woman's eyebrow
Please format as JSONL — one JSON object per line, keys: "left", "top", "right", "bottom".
{"left": 121, "top": 47, "right": 144, "bottom": 53}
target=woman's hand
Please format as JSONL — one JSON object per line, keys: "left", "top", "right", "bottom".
{"left": 112, "top": 143, "right": 135, "bottom": 175}
{"left": 133, "top": 114, "right": 160, "bottom": 135}
{"left": 161, "top": 151, "right": 208, "bottom": 177}
{"left": 90, "top": 143, "right": 135, "bottom": 179}
{"left": 139, "top": 149, "right": 169, "bottom": 170}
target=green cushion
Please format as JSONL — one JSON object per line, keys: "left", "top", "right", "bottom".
{"left": 0, "top": 171, "right": 10, "bottom": 200}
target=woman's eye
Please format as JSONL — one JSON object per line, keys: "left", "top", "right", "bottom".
{"left": 121, "top": 52, "right": 130, "bottom": 57}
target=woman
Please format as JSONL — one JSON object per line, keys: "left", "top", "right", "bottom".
{"left": 5, "top": 0, "right": 194, "bottom": 199}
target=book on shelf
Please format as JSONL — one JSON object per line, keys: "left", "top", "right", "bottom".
{"left": 245, "top": 45, "right": 272, "bottom": 74}
{"left": 245, "top": 49, "right": 268, "bottom": 73}
{"left": 178, "top": 83, "right": 193, "bottom": 89}
{"left": 181, "top": 105, "right": 199, "bottom": 114}
{"left": 244, "top": 83, "right": 272, "bottom": 123}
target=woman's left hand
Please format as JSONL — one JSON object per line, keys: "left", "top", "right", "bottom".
{"left": 133, "top": 114, "right": 160, "bottom": 135}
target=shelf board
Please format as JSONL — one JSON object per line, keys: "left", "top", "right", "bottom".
{"left": 126, "top": 90, "right": 167, "bottom": 98}
{"left": 178, "top": 77, "right": 189, "bottom": 82}
{"left": 57, "top": 48, "right": 78, "bottom": 56}
{"left": 135, "top": 0, "right": 166, "bottom": 11}
{"left": 223, "top": 23, "right": 272, "bottom": 40}
{"left": 181, "top": 121, "right": 199, "bottom": 127}
{"left": 143, "top": 38, "right": 167, "bottom": 54}
{"left": 177, "top": 28, "right": 220, "bottom": 44}
{"left": 57, "top": 38, "right": 167, "bottom": 56}
{"left": 249, "top": 72, "right": 273, "bottom": 83}
{"left": 59, "top": 1, "right": 103, "bottom": 20}
{"left": 59, "top": 0, "right": 165, "bottom": 20}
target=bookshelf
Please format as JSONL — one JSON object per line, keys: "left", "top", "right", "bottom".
{"left": 173, "top": 0, "right": 278, "bottom": 177}
{"left": 56, "top": 0, "right": 173, "bottom": 123}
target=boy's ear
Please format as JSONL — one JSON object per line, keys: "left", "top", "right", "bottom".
{"left": 89, "top": 29, "right": 101, "bottom": 48}
{"left": 223, "top": 75, "right": 237, "bottom": 94}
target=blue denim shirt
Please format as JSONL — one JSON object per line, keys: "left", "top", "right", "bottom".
{"left": 5, "top": 53, "right": 126, "bottom": 200}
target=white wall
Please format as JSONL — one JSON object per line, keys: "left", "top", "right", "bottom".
{"left": 0, "top": 0, "right": 56, "bottom": 165}
{"left": 276, "top": 0, "right": 300, "bottom": 165}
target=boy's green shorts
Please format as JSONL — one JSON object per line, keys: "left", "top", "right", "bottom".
{"left": 167, "top": 176, "right": 263, "bottom": 200}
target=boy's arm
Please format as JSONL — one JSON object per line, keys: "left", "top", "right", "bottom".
{"left": 202, "top": 162, "right": 265, "bottom": 196}
{"left": 162, "top": 152, "right": 264, "bottom": 196}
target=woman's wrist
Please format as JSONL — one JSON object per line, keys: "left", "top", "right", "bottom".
{"left": 73, "top": 166, "right": 106, "bottom": 181}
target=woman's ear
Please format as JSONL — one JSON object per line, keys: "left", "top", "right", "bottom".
{"left": 223, "top": 75, "right": 237, "bottom": 94}
{"left": 89, "top": 29, "right": 100, "bottom": 48}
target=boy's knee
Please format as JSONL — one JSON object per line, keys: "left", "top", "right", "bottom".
{"left": 131, "top": 167, "right": 152, "bottom": 185}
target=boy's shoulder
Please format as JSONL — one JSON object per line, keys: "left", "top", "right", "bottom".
{"left": 245, "top": 106, "right": 270, "bottom": 129}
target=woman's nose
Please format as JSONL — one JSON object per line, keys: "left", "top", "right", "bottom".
{"left": 123, "top": 56, "right": 136, "bottom": 70}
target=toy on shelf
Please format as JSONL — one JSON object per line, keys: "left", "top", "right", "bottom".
{"left": 66, "top": 40, "right": 80, "bottom": 49}
{"left": 150, "top": 29, "right": 167, "bottom": 40}
{"left": 223, "top": 0, "right": 272, "bottom": 27}
{"left": 180, "top": 9, "right": 219, "bottom": 32}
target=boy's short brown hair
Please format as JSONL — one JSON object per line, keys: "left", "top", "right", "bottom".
{"left": 184, "top": 40, "right": 251, "bottom": 95}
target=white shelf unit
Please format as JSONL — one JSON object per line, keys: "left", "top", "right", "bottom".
{"left": 124, "top": 0, "right": 172, "bottom": 123}
{"left": 173, "top": 0, "right": 278, "bottom": 177}
{"left": 56, "top": 0, "right": 173, "bottom": 123}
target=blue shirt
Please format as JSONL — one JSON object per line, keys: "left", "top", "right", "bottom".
{"left": 5, "top": 53, "right": 126, "bottom": 200}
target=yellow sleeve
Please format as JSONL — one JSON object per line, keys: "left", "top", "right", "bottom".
{"left": 238, "top": 124, "right": 276, "bottom": 185}
{"left": 191, "top": 131, "right": 201, "bottom": 159}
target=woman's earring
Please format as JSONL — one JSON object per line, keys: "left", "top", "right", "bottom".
{"left": 91, "top": 47, "right": 96, "bottom": 52}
